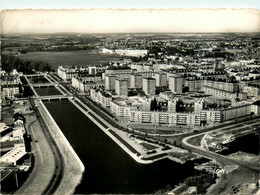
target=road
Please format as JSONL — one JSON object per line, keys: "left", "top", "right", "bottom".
{"left": 15, "top": 113, "right": 55, "bottom": 194}
{"left": 32, "top": 98, "right": 65, "bottom": 195}
{"left": 182, "top": 117, "right": 260, "bottom": 194}
{"left": 16, "top": 98, "right": 65, "bottom": 194}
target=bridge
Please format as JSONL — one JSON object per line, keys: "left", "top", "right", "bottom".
{"left": 26, "top": 73, "right": 46, "bottom": 78}
{"left": 38, "top": 95, "right": 74, "bottom": 101}
{"left": 30, "top": 83, "right": 57, "bottom": 88}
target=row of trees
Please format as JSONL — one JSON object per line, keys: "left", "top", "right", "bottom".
{"left": 1, "top": 54, "right": 53, "bottom": 74}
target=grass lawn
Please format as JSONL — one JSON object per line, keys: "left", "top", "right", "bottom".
{"left": 16, "top": 50, "right": 122, "bottom": 70}
{"left": 140, "top": 142, "right": 159, "bottom": 150}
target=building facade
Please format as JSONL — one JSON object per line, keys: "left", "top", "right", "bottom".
{"left": 169, "top": 76, "right": 184, "bottom": 93}
{"left": 115, "top": 79, "right": 128, "bottom": 97}
{"left": 143, "top": 78, "right": 156, "bottom": 96}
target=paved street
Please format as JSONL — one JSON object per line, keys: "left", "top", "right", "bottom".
{"left": 15, "top": 114, "right": 55, "bottom": 195}
{"left": 182, "top": 117, "right": 260, "bottom": 194}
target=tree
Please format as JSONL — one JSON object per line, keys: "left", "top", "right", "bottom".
{"left": 182, "top": 86, "right": 189, "bottom": 93}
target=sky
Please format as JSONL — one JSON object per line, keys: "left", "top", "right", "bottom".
{"left": 1, "top": 0, "right": 260, "bottom": 9}
{"left": 1, "top": 0, "right": 260, "bottom": 34}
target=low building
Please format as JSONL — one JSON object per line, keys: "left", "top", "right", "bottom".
{"left": 130, "top": 111, "right": 201, "bottom": 126}
{"left": 243, "top": 85, "right": 260, "bottom": 97}
{"left": 114, "top": 49, "right": 148, "bottom": 57}
{"left": 57, "top": 66, "right": 79, "bottom": 81}
{"left": 0, "top": 145, "right": 26, "bottom": 165}
{"left": 202, "top": 86, "right": 238, "bottom": 100}
{"left": 110, "top": 97, "right": 150, "bottom": 118}
{"left": 1, "top": 85, "right": 19, "bottom": 99}
{"left": 72, "top": 75, "right": 102, "bottom": 92}
{"left": 90, "top": 88, "right": 112, "bottom": 107}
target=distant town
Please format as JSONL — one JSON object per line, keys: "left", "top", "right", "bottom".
{"left": 1, "top": 33, "right": 260, "bottom": 194}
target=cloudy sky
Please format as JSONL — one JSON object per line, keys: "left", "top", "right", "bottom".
{"left": 1, "top": 1, "right": 260, "bottom": 34}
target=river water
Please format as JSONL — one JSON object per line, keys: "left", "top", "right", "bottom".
{"left": 44, "top": 100, "right": 195, "bottom": 194}
{"left": 219, "top": 133, "right": 260, "bottom": 156}
{"left": 34, "top": 87, "right": 62, "bottom": 96}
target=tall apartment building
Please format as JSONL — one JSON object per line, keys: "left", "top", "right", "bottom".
{"left": 130, "top": 74, "right": 143, "bottom": 89}
{"left": 142, "top": 78, "right": 156, "bottom": 96}
{"left": 105, "top": 75, "right": 116, "bottom": 90}
{"left": 169, "top": 76, "right": 184, "bottom": 93}
{"left": 115, "top": 79, "right": 128, "bottom": 97}
{"left": 155, "top": 73, "right": 167, "bottom": 87}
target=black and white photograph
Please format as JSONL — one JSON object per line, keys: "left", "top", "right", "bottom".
{"left": 0, "top": 2, "right": 260, "bottom": 194}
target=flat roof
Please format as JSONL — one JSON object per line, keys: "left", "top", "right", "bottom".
{"left": 0, "top": 146, "right": 26, "bottom": 163}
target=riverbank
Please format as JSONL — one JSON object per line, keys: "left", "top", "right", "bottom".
{"left": 36, "top": 99, "right": 84, "bottom": 194}
{"left": 70, "top": 97, "right": 152, "bottom": 164}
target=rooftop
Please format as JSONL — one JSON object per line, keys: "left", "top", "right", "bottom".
{"left": 0, "top": 146, "right": 26, "bottom": 163}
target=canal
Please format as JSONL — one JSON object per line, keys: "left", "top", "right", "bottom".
{"left": 44, "top": 100, "right": 196, "bottom": 194}
{"left": 34, "top": 87, "right": 62, "bottom": 96}
{"left": 28, "top": 77, "right": 49, "bottom": 84}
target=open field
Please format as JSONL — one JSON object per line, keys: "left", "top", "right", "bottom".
{"left": 16, "top": 50, "right": 122, "bottom": 70}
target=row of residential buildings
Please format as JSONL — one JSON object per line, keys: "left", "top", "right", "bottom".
{"left": 90, "top": 87, "right": 257, "bottom": 126}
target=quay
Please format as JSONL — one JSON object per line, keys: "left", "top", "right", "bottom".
{"left": 20, "top": 74, "right": 85, "bottom": 194}
{"left": 36, "top": 99, "right": 85, "bottom": 194}
{"left": 70, "top": 97, "right": 153, "bottom": 164}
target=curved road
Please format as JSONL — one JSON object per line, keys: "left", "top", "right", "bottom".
{"left": 182, "top": 125, "right": 259, "bottom": 194}
{"left": 33, "top": 99, "right": 65, "bottom": 195}
{"left": 16, "top": 98, "right": 65, "bottom": 195}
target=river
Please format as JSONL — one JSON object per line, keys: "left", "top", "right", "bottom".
{"left": 219, "top": 133, "right": 260, "bottom": 156}
{"left": 44, "top": 100, "right": 195, "bottom": 194}
{"left": 34, "top": 87, "right": 62, "bottom": 96}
